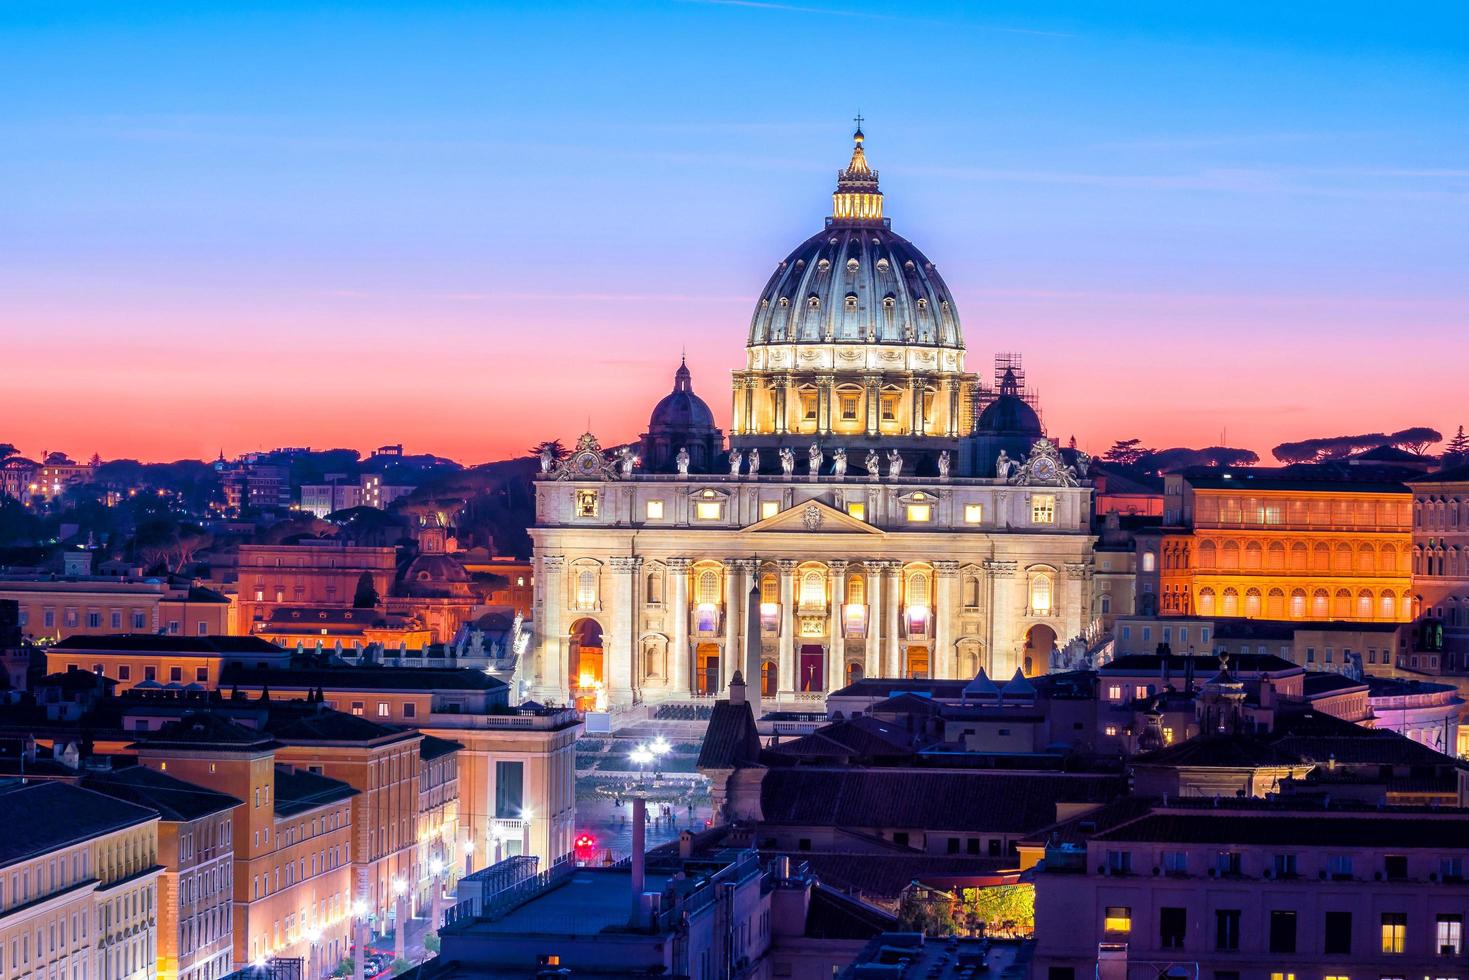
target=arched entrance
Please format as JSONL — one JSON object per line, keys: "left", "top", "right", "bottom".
{"left": 905, "top": 646, "right": 930, "bottom": 679}
{"left": 568, "top": 618, "right": 604, "bottom": 708}
{"left": 798, "top": 644, "right": 824, "bottom": 691}
{"left": 1022, "top": 624, "right": 1056, "bottom": 676}
{"left": 760, "top": 660, "right": 777, "bottom": 697}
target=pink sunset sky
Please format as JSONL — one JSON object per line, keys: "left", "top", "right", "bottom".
{"left": 3, "top": 2, "right": 1465, "bottom": 465}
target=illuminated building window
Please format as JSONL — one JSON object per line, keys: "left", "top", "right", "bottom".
{"left": 1106, "top": 685, "right": 1122, "bottom": 700}
{"left": 906, "top": 571, "right": 930, "bottom": 606}
{"left": 964, "top": 503, "right": 983, "bottom": 524}
{"left": 906, "top": 504, "right": 931, "bottom": 523}
{"left": 840, "top": 395, "right": 859, "bottom": 419}
{"left": 575, "top": 490, "right": 599, "bottom": 519}
{"left": 645, "top": 500, "right": 664, "bottom": 520}
{"left": 847, "top": 502, "right": 865, "bottom": 521}
{"left": 1381, "top": 913, "right": 1406, "bottom": 954}
{"left": 575, "top": 570, "right": 597, "bottom": 610}
{"left": 1103, "top": 906, "right": 1132, "bottom": 933}
{"left": 1104, "top": 725, "right": 1118, "bottom": 736}
{"left": 1437, "top": 914, "right": 1462, "bottom": 955}
{"left": 761, "top": 500, "right": 780, "bottom": 520}
{"left": 1162, "top": 726, "right": 1175, "bottom": 744}
{"left": 802, "top": 392, "right": 818, "bottom": 420}
{"left": 697, "top": 570, "right": 720, "bottom": 605}
{"left": 695, "top": 501, "right": 723, "bottom": 520}
{"left": 844, "top": 294, "right": 858, "bottom": 312}
{"left": 1030, "top": 575, "right": 1053, "bottom": 614}
{"left": 800, "top": 570, "right": 826, "bottom": 609}
{"left": 1142, "top": 551, "right": 1155, "bottom": 572}
{"left": 1031, "top": 495, "right": 1055, "bottom": 524}
{"left": 881, "top": 396, "right": 898, "bottom": 422}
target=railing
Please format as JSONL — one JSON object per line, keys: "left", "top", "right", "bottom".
{"left": 654, "top": 850, "right": 762, "bottom": 932}
{"left": 479, "top": 853, "right": 576, "bottom": 922}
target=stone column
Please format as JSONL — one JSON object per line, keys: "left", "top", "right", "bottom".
{"left": 947, "top": 378, "right": 961, "bottom": 437}
{"left": 817, "top": 374, "right": 835, "bottom": 437}
{"left": 668, "top": 558, "right": 692, "bottom": 696}
{"left": 721, "top": 559, "right": 743, "bottom": 694}
{"left": 934, "top": 561, "right": 959, "bottom": 679}
{"left": 985, "top": 560, "right": 1019, "bottom": 677}
{"left": 826, "top": 560, "right": 847, "bottom": 691}
{"left": 774, "top": 376, "right": 790, "bottom": 435}
{"left": 909, "top": 377, "right": 924, "bottom": 436}
{"left": 537, "top": 556, "right": 565, "bottom": 700}
{"left": 884, "top": 563, "right": 903, "bottom": 677}
{"left": 1064, "top": 562, "right": 1089, "bottom": 649}
{"left": 607, "top": 557, "right": 641, "bottom": 706}
{"left": 864, "top": 375, "right": 880, "bottom": 436}
{"left": 777, "top": 559, "right": 798, "bottom": 695}
{"left": 864, "top": 561, "right": 882, "bottom": 678}
{"left": 744, "top": 380, "right": 756, "bottom": 436}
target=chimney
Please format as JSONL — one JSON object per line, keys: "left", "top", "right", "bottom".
{"left": 1098, "top": 943, "right": 1128, "bottom": 980}
{"left": 1158, "top": 642, "right": 1173, "bottom": 690}
{"left": 678, "top": 829, "right": 694, "bottom": 859}
{"left": 1184, "top": 648, "right": 1196, "bottom": 694}
{"left": 745, "top": 577, "right": 763, "bottom": 719}
{"left": 729, "top": 671, "right": 746, "bottom": 706}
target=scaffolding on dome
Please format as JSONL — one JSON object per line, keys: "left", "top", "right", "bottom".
{"left": 970, "top": 352, "right": 1044, "bottom": 433}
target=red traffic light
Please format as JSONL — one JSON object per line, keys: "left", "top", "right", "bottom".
{"left": 573, "top": 833, "right": 598, "bottom": 860}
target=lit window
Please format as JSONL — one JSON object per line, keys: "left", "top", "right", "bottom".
{"left": 840, "top": 396, "right": 858, "bottom": 420}
{"left": 964, "top": 503, "right": 983, "bottom": 524}
{"left": 802, "top": 393, "right": 818, "bottom": 420}
{"left": 760, "top": 501, "right": 780, "bottom": 520}
{"left": 645, "top": 500, "right": 664, "bottom": 519}
{"left": 1142, "top": 551, "right": 1156, "bottom": 572}
{"left": 695, "top": 501, "right": 723, "bottom": 520}
{"left": 1032, "top": 495, "right": 1056, "bottom": 524}
{"left": 881, "top": 396, "right": 898, "bottom": 421}
{"left": 1381, "top": 913, "right": 1406, "bottom": 954}
{"left": 1103, "top": 906, "right": 1131, "bottom": 933}
{"left": 1269, "top": 974, "right": 1296, "bottom": 980}
{"left": 1437, "top": 915, "right": 1462, "bottom": 955}
{"left": 575, "top": 570, "right": 597, "bottom": 609}
{"left": 1104, "top": 725, "right": 1118, "bottom": 736}
{"left": 1030, "top": 575, "right": 1052, "bottom": 614}
{"left": 1106, "top": 685, "right": 1123, "bottom": 700}
{"left": 906, "top": 504, "right": 932, "bottom": 523}
{"left": 846, "top": 502, "right": 865, "bottom": 521}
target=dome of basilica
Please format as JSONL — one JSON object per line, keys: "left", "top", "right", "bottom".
{"left": 647, "top": 358, "right": 716, "bottom": 431}
{"left": 746, "top": 128, "right": 963, "bottom": 351}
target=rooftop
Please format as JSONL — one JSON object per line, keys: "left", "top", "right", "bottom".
{"left": 52, "top": 634, "right": 286, "bottom": 655}
{"left": 0, "top": 782, "right": 158, "bottom": 867}
{"left": 274, "top": 764, "right": 358, "bottom": 816}
{"left": 221, "top": 662, "right": 507, "bottom": 692}
{"left": 82, "top": 765, "right": 241, "bottom": 822}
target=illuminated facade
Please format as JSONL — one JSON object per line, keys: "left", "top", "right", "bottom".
{"left": 0, "top": 782, "right": 162, "bottom": 980}
{"left": 1158, "top": 470, "right": 1413, "bottom": 625}
{"left": 2, "top": 577, "right": 233, "bottom": 642}
{"left": 1409, "top": 465, "right": 1469, "bottom": 669}
{"left": 530, "top": 129, "right": 1097, "bottom": 710}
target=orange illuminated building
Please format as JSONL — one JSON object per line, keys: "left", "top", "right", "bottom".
{"left": 47, "top": 634, "right": 291, "bottom": 691}
{"left": 1, "top": 578, "right": 232, "bottom": 641}
{"left": 236, "top": 543, "right": 398, "bottom": 633}
{"left": 133, "top": 715, "right": 358, "bottom": 973}
{"left": 1159, "top": 469, "right": 1412, "bottom": 623}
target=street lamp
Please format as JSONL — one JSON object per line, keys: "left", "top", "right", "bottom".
{"left": 519, "top": 806, "right": 534, "bottom": 860}
{"left": 392, "top": 878, "right": 408, "bottom": 963}
{"left": 490, "top": 826, "right": 507, "bottom": 865}
{"left": 305, "top": 926, "right": 322, "bottom": 980}
{"left": 462, "top": 836, "right": 474, "bottom": 877}
{"left": 429, "top": 857, "right": 447, "bottom": 932}
{"left": 351, "top": 899, "right": 370, "bottom": 980}
{"left": 648, "top": 735, "right": 671, "bottom": 780}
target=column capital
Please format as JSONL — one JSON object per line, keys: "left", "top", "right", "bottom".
{"left": 983, "top": 559, "right": 1019, "bottom": 574}
{"left": 609, "top": 556, "right": 643, "bottom": 572}
{"left": 541, "top": 556, "right": 566, "bottom": 570}
{"left": 828, "top": 559, "right": 849, "bottom": 574}
{"left": 934, "top": 560, "right": 961, "bottom": 578}
{"left": 666, "top": 557, "right": 693, "bottom": 573}
{"left": 775, "top": 559, "right": 800, "bottom": 575}
{"left": 730, "top": 558, "right": 760, "bottom": 574}
{"left": 1064, "top": 562, "right": 1089, "bottom": 579}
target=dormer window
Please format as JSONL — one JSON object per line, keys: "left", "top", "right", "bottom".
{"left": 916, "top": 298, "right": 928, "bottom": 311}
{"left": 876, "top": 257, "right": 890, "bottom": 271}
{"left": 778, "top": 297, "right": 790, "bottom": 308}
{"left": 882, "top": 296, "right": 896, "bottom": 310}
{"left": 807, "top": 296, "right": 820, "bottom": 309}
{"left": 846, "top": 257, "right": 859, "bottom": 273}
{"left": 844, "top": 294, "right": 858, "bottom": 312}
{"left": 817, "top": 258, "right": 831, "bottom": 271}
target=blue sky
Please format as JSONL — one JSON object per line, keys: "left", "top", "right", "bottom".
{"left": 2, "top": 1, "right": 1465, "bottom": 460}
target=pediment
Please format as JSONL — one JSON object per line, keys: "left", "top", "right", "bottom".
{"left": 743, "top": 500, "right": 884, "bottom": 535}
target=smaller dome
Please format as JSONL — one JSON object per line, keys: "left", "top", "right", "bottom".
{"left": 977, "top": 368, "right": 1042, "bottom": 435}
{"left": 404, "top": 554, "right": 470, "bottom": 585}
{"left": 648, "top": 357, "right": 716, "bottom": 431}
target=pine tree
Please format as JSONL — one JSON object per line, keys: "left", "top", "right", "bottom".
{"left": 1445, "top": 425, "right": 1469, "bottom": 464}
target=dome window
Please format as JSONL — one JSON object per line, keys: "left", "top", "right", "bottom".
{"left": 844, "top": 294, "right": 858, "bottom": 312}
{"left": 916, "top": 298, "right": 928, "bottom": 311}
{"left": 760, "top": 298, "right": 769, "bottom": 308}
{"left": 871, "top": 237, "right": 881, "bottom": 245}
{"left": 882, "top": 295, "right": 896, "bottom": 310}
{"left": 778, "top": 297, "right": 790, "bottom": 308}
{"left": 817, "top": 258, "right": 831, "bottom": 271}
{"left": 904, "top": 260, "right": 916, "bottom": 271}
{"left": 795, "top": 259, "right": 805, "bottom": 269}
{"left": 807, "top": 295, "right": 821, "bottom": 309}
{"left": 876, "top": 258, "right": 890, "bottom": 272}
{"left": 829, "top": 236, "right": 839, "bottom": 245}
{"left": 846, "top": 257, "right": 860, "bottom": 273}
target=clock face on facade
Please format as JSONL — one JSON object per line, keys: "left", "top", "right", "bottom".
{"left": 1033, "top": 456, "right": 1057, "bottom": 481}
{"left": 576, "top": 453, "right": 599, "bottom": 475}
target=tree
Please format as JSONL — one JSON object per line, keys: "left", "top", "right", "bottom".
{"left": 1101, "top": 439, "right": 1151, "bottom": 467}
{"left": 529, "top": 440, "right": 568, "bottom": 462}
{"left": 0, "top": 443, "right": 17, "bottom": 463}
{"left": 1445, "top": 426, "right": 1469, "bottom": 465}
{"left": 423, "top": 934, "right": 441, "bottom": 954}
{"left": 960, "top": 884, "right": 1035, "bottom": 938}
{"left": 896, "top": 886, "right": 958, "bottom": 937}
{"left": 389, "top": 958, "right": 413, "bottom": 976}
{"left": 353, "top": 571, "right": 381, "bottom": 608}
{"left": 1389, "top": 426, "right": 1443, "bottom": 455}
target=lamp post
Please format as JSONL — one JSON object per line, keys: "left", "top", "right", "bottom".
{"left": 305, "top": 926, "right": 322, "bottom": 980}
{"left": 392, "top": 877, "right": 408, "bottom": 963}
{"left": 627, "top": 744, "right": 654, "bottom": 923}
{"left": 648, "top": 735, "right": 671, "bottom": 781}
{"left": 519, "top": 806, "right": 534, "bottom": 861}
{"left": 490, "top": 826, "right": 506, "bottom": 865}
{"left": 351, "top": 899, "right": 369, "bottom": 980}
{"left": 462, "top": 836, "right": 474, "bottom": 878}
{"left": 429, "top": 856, "right": 446, "bottom": 933}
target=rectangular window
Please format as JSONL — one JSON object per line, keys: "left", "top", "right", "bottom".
{"left": 1437, "top": 915, "right": 1462, "bottom": 955}
{"left": 1440, "top": 857, "right": 1464, "bottom": 881}
{"left": 802, "top": 393, "right": 817, "bottom": 420}
{"left": 86, "top": 612, "right": 101, "bottom": 629}
{"left": 1217, "top": 851, "right": 1242, "bottom": 876}
{"left": 1163, "top": 851, "right": 1187, "bottom": 875}
{"left": 1328, "top": 855, "right": 1354, "bottom": 880}
{"left": 1031, "top": 494, "right": 1056, "bottom": 524}
{"left": 169, "top": 666, "right": 182, "bottom": 682}
{"left": 575, "top": 489, "right": 598, "bottom": 518}
{"left": 133, "top": 612, "right": 147, "bottom": 629}
{"left": 964, "top": 503, "right": 983, "bottom": 524}
{"left": 1160, "top": 907, "right": 1187, "bottom": 949}
{"left": 695, "top": 501, "right": 723, "bottom": 520}
{"left": 377, "top": 703, "right": 390, "bottom": 717}
{"left": 1325, "top": 911, "right": 1352, "bottom": 954}
{"left": 1269, "top": 910, "right": 1297, "bottom": 953}
{"left": 840, "top": 396, "right": 858, "bottom": 420}
{"left": 761, "top": 501, "right": 780, "bottom": 520}
{"left": 1273, "top": 853, "right": 1298, "bottom": 878}
{"left": 1215, "top": 909, "right": 1241, "bottom": 951}
{"left": 645, "top": 500, "right": 665, "bottom": 520}
{"left": 881, "top": 396, "right": 897, "bottom": 421}
{"left": 846, "top": 502, "right": 865, "bottom": 521}
{"left": 350, "top": 701, "right": 364, "bottom": 716}
{"left": 196, "top": 666, "right": 208, "bottom": 682}
{"left": 118, "top": 665, "right": 131, "bottom": 680}
{"left": 1106, "top": 850, "right": 1132, "bottom": 874}
{"left": 1381, "top": 913, "right": 1406, "bottom": 954}
{"left": 1384, "top": 855, "right": 1408, "bottom": 880}
{"left": 494, "top": 761, "right": 525, "bottom": 819}
{"left": 1103, "top": 906, "right": 1131, "bottom": 933}
{"left": 403, "top": 702, "right": 416, "bottom": 719}
{"left": 906, "top": 504, "right": 932, "bottom": 523}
